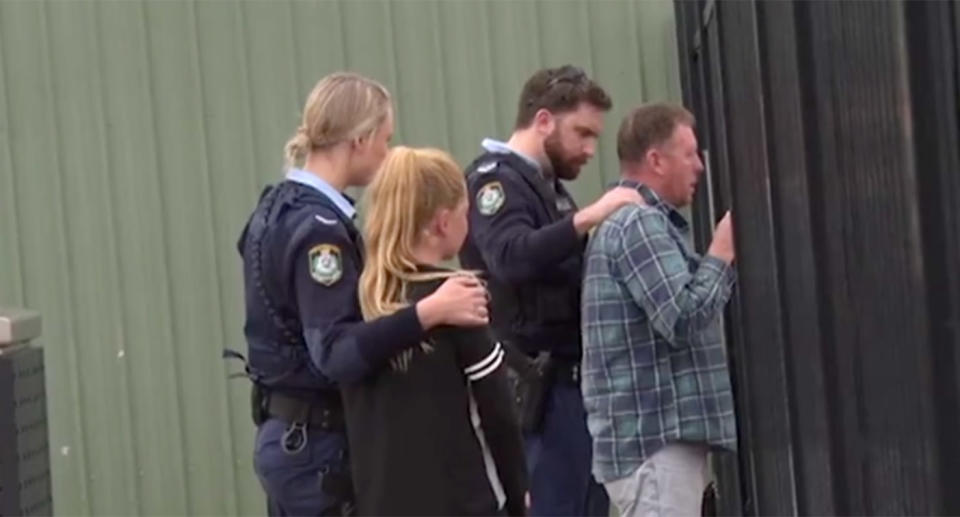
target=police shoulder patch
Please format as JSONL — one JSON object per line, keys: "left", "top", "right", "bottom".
{"left": 477, "top": 181, "right": 506, "bottom": 216}
{"left": 308, "top": 244, "right": 342, "bottom": 286}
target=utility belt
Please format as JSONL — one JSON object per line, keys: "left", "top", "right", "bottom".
{"left": 502, "top": 342, "right": 582, "bottom": 433}
{"left": 223, "top": 349, "right": 345, "bottom": 432}
{"left": 251, "top": 384, "right": 346, "bottom": 432}
{"left": 252, "top": 384, "right": 354, "bottom": 511}
{"left": 224, "top": 349, "right": 354, "bottom": 513}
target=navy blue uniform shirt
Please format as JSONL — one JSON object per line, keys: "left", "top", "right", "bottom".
{"left": 459, "top": 141, "right": 586, "bottom": 359}
{"left": 239, "top": 170, "right": 426, "bottom": 391}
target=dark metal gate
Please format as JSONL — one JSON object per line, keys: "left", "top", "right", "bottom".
{"left": 674, "top": 0, "right": 960, "bottom": 514}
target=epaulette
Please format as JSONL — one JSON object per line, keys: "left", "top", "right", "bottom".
{"left": 475, "top": 160, "right": 499, "bottom": 174}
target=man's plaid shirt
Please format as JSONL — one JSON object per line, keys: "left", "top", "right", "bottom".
{"left": 581, "top": 182, "right": 738, "bottom": 483}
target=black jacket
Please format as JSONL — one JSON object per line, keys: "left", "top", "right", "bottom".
{"left": 341, "top": 267, "right": 528, "bottom": 516}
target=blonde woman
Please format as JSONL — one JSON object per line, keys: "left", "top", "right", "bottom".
{"left": 342, "top": 147, "right": 528, "bottom": 516}
{"left": 236, "top": 74, "right": 489, "bottom": 516}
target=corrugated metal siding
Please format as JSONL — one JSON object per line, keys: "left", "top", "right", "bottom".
{"left": 675, "top": 0, "right": 960, "bottom": 514}
{"left": 0, "top": 1, "right": 681, "bottom": 514}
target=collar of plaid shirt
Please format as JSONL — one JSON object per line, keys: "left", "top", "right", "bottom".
{"left": 612, "top": 179, "right": 690, "bottom": 232}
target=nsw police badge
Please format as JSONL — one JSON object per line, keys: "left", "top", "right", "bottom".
{"left": 308, "top": 244, "right": 342, "bottom": 286}
{"left": 477, "top": 181, "right": 505, "bottom": 216}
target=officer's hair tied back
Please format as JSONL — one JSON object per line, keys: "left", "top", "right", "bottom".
{"left": 284, "top": 72, "right": 392, "bottom": 169}
{"left": 514, "top": 65, "right": 612, "bottom": 129}
{"left": 358, "top": 146, "right": 471, "bottom": 333}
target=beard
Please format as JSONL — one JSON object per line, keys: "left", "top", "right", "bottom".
{"left": 543, "top": 130, "right": 585, "bottom": 181}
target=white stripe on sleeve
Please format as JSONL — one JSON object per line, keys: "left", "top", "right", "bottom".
{"left": 467, "top": 348, "right": 504, "bottom": 382}
{"left": 464, "top": 342, "right": 502, "bottom": 375}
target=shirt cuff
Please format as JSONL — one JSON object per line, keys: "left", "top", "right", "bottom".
{"left": 701, "top": 255, "right": 737, "bottom": 293}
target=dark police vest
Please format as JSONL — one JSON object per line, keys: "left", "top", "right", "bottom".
{"left": 460, "top": 151, "right": 585, "bottom": 360}
{"left": 237, "top": 180, "right": 363, "bottom": 395}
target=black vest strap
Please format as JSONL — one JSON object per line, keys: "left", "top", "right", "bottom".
{"left": 246, "top": 185, "right": 305, "bottom": 351}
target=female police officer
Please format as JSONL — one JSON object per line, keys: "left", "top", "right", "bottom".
{"left": 236, "top": 72, "right": 490, "bottom": 516}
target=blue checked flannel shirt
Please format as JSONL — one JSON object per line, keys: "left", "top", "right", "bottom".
{"left": 581, "top": 181, "right": 738, "bottom": 483}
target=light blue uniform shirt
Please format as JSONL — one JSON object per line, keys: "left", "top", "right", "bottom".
{"left": 481, "top": 138, "right": 542, "bottom": 172}
{"left": 286, "top": 168, "right": 356, "bottom": 220}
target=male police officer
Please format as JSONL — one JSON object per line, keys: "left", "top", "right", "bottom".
{"left": 459, "top": 65, "right": 643, "bottom": 516}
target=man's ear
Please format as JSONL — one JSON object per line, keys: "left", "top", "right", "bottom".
{"left": 533, "top": 109, "right": 556, "bottom": 135}
{"left": 646, "top": 148, "right": 664, "bottom": 175}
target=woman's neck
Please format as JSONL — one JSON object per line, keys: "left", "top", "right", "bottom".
{"left": 303, "top": 149, "right": 350, "bottom": 191}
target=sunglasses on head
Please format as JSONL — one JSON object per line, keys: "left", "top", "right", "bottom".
{"left": 545, "top": 66, "right": 588, "bottom": 89}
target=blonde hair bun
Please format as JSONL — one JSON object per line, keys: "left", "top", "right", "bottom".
{"left": 284, "top": 72, "right": 392, "bottom": 168}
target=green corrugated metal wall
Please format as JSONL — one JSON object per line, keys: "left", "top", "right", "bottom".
{"left": 0, "top": 0, "right": 680, "bottom": 514}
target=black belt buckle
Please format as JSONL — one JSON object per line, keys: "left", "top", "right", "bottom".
{"left": 315, "top": 406, "right": 345, "bottom": 432}
{"left": 318, "top": 407, "right": 334, "bottom": 431}
{"left": 554, "top": 360, "right": 581, "bottom": 385}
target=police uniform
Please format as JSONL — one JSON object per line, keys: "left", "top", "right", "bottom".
{"left": 231, "top": 169, "right": 426, "bottom": 516}
{"left": 459, "top": 139, "right": 609, "bottom": 517}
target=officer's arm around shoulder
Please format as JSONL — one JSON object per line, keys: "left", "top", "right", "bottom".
{"left": 468, "top": 168, "right": 581, "bottom": 283}
{"left": 287, "top": 211, "right": 425, "bottom": 383}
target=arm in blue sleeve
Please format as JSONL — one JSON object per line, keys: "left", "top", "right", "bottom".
{"left": 468, "top": 171, "right": 581, "bottom": 283}
{"left": 613, "top": 206, "right": 736, "bottom": 346}
{"left": 307, "top": 307, "right": 425, "bottom": 383}
{"left": 290, "top": 217, "right": 426, "bottom": 382}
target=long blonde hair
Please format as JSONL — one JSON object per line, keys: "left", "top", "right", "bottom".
{"left": 359, "top": 146, "right": 470, "bottom": 322}
{"left": 359, "top": 147, "right": 471, "bottom": 371}
{"left": 284, "top": 72, "right": 392, "bottom": 168}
